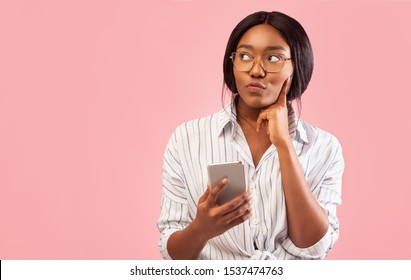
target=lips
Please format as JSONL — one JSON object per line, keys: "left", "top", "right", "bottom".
{"left": 246, "top": 81, "right": 266, "bottom": 93}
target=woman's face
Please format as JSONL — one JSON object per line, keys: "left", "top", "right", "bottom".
{"left": 233, "top": 24, "right": 293, "bottom": 109}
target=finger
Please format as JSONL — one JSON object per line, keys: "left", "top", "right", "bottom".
{"left": 221, "top": 196, "right": 252, "bottom": 224}
{"left": 217, "top": 190, "right": 251, "bottom": 215}
{"left": 227, "top": 208, "right": 253, "bottom": 228}
{"left": 263, "top": 121, "right": 269, "bottom": 135}
{"left": 278, "top": 77, "right": 291, "bottom": 106}
{"left": 257, "top": 112, "right": 271, "bottom": 133}
{"left": 206, "top": 178, "right": 228, "bottom": 206}
{"left": 256, "top": 113, "right": 267, "bottom": 133}
{"left": 198, "top": 184, "right": 211, "bottom": 204}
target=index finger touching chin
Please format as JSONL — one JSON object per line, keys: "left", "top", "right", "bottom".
{"left": 278, "top": 77, "right": 291, "bottom": 105}
{"left": 284, "top": 76, "right": 292, "bottom": 95}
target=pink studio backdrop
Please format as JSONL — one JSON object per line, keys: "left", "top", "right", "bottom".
{"left": 1, "top": 0, "right": 410, "bottom": 259}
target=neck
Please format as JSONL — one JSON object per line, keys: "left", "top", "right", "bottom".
{"left": 235, "top": 96, "right": 261, "bottom": 127}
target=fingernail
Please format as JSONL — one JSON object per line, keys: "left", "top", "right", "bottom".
{"left": 221, "top": 178, "right": 228, "bottom": 184}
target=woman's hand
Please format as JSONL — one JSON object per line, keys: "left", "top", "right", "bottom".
{"left": 167, "top": 179, "right": 252, "bottom": 259}
{"left": 192, "top": 178, "right": 252, "bottom": 243}
{"left": 256, "top": 77, "right": 292, "bottom": 148}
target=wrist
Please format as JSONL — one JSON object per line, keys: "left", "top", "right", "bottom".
{"left": 189, "top": 219, "right": 209, "bottom": 245}
{"left": 273, "top": 137, "right": 293, "bottom": 151}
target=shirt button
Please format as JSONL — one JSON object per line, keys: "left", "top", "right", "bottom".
{"left": 253, "top": 219, "right": 259, "bottom": 225}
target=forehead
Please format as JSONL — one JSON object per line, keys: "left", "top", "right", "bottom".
{"left": 236, "top": 24, "right": 290, "bottom": 53}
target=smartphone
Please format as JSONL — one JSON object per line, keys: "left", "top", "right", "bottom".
{"left": 207, "top": 161, "right": 246, "bottom": 205}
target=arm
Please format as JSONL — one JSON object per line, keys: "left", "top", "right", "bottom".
{"left": 277, "top": 140, "right": 329, "bottom": 247}
{"left": 256, "top": 78, "right": 344, "bottom": 258}
{"left": 278, "top": 140, "right": 344, "bottom": 259}
{"left": 257, "top": 78, "right": 327, "bottom": 246}
{"left": 167, "top": 181, "right": 252, "bottom": 259}
{"left": 249, "top": 138, "right": 344, "bottom": 260}
{"left": 158, "top": 129, "right": 252, "bottom": 260}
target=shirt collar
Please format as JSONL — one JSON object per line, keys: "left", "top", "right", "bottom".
{"left": 217, "top": 95, "right": 309, "bottom": 144}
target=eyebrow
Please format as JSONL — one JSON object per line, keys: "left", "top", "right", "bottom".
{"left": 237, "top": 44, "right": 287, "bottom": 52}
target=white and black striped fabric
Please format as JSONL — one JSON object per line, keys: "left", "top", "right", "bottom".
{"left": 157, "top": 97, "right": 344, "bottom": 260}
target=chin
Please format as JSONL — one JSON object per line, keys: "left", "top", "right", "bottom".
{"left": 241, "top": 94, "right": 275, "bottom": 109}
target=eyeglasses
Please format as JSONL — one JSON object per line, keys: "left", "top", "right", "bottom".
{"left": 230, "top": 52, "right": 292, "bottom": 73}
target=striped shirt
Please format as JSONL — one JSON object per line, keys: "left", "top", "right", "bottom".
{"left": 157, "top": 98, "right": 344, "bottom": 260}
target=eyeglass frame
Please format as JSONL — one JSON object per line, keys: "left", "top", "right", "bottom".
{"left": 229, "top": 51, "right": 292, "bottom": 73}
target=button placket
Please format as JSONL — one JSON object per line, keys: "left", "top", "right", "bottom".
{"left": 248, "top": 175, "right": 260, "bottom": 238}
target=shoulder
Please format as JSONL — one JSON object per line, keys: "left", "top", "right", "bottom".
{"left": 166, "top": 109, "right": 223, "bottom": 146}
{"left": 172, "top": 109, "right": 223, "bottom": 137}
{"left": 297, "top": 119, "right": 343, "bottom": 155}
{"left": 297, "top": 120, "right": 345, "bottom": 182}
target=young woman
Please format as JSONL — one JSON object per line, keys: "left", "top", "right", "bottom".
{"left": 157, "top": 11, "right": 344, "bottom": 260}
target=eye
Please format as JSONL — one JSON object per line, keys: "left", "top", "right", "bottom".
{"left": 267, "top": 54, "right": 281, "bottom": 63}
{"left": 238, "top": 53, "right": 253, "bottom": 61}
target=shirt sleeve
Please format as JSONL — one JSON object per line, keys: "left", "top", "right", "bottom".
{"left": 250, "top": 225, "right": 338, "bottom": 260}
{"left": 157, "top": 128, "right": 192, "bottom": 260}
{"left": 277, "top": 137, "right": 345, "bottom": 259}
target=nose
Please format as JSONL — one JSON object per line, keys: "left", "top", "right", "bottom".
{"left": 249, "top": 59, "right": 266, "bottom": 78}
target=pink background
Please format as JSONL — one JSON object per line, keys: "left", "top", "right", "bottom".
{"left": 1, "top": 0, "right": 410, "bottom": 259}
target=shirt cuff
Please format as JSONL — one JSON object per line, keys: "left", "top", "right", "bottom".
{"left": 158, "top": 229, "right": 182, "bottom": 260}
{"left": 281, "top": 225, "right": 336, "bottom": 259}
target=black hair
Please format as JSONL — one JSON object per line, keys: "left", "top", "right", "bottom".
{"left": 222, "top": 11, "right": 314, "bottom": 107}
